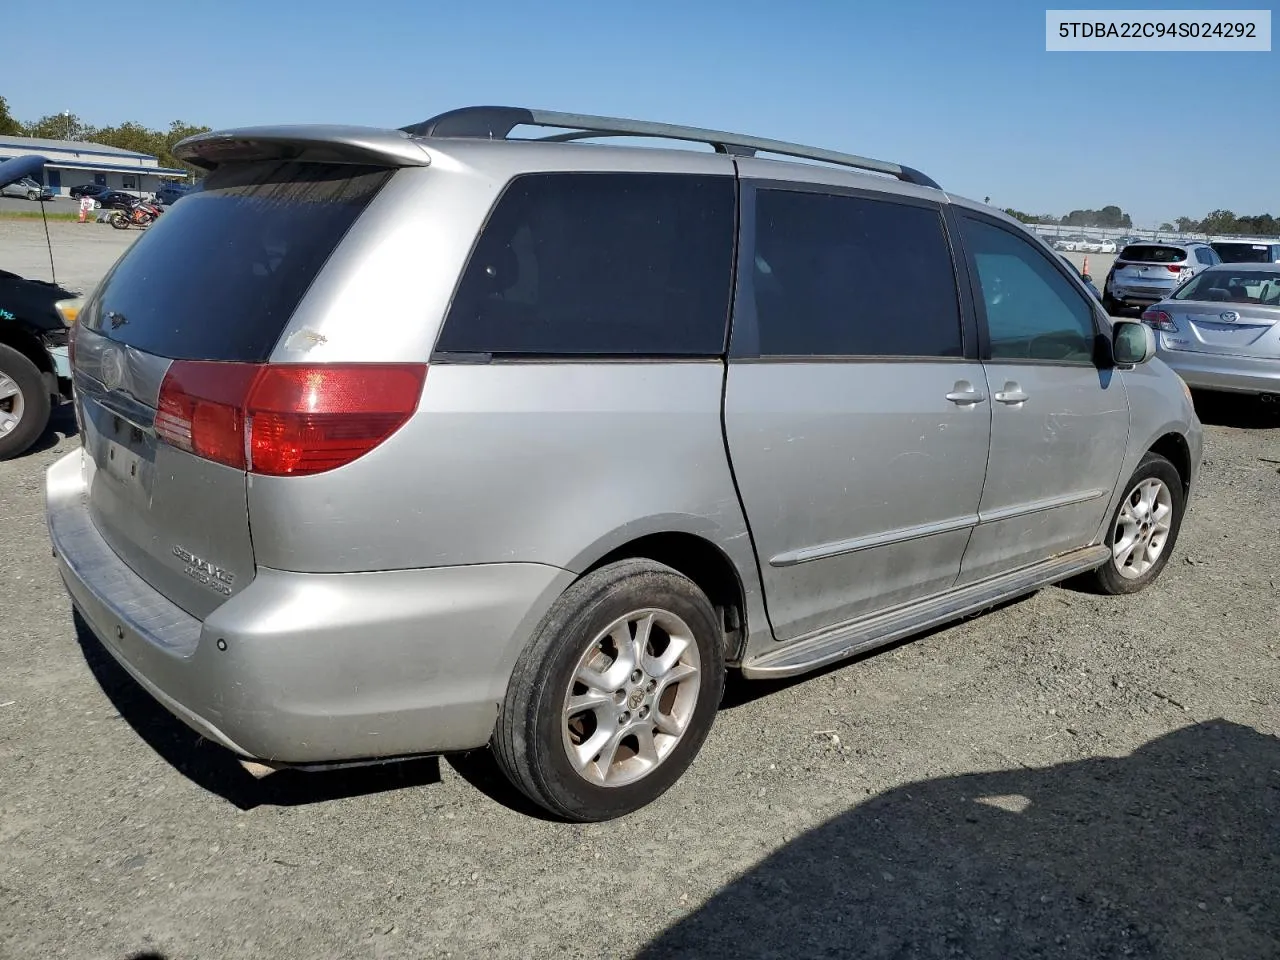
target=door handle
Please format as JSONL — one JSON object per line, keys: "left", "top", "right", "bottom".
{"left": 945, "top": 381, "right": 986, "bottom": 405}
{"left": 994, "top": 382, "right": 1029, "bottom": 405}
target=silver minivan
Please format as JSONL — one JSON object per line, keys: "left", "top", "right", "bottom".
{"left": 47, "top": 107, "right": 1203, "bottom": 821}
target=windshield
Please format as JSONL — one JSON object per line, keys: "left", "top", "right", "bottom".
{"left": 1173, "top": 270, "right": 1280, "bottom": 304}
{"left": 1211, "top": 242, "right": 1276, "bottom": 264}
{"left": 1118, "top": 245, "right": 1187, "bottom": 264}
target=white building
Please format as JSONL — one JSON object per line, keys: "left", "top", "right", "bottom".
{"left": 0, "top": 135, "right": 190, "bottom": 198}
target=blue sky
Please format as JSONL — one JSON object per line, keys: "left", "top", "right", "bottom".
{"left": 7, "top": 0, "right": 1273, "bottom": 225}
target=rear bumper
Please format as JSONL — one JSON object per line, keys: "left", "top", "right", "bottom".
{"left": 46, "top": 449, "right": 573, "bottom": 764}
{"left": 1109, "top": 283, "right": 1176, "bottom": 306}
{"left": 1158, "top": 351, "right": 1280, "bottom": 395}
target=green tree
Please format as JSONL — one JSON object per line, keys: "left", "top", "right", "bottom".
{"left": 23, "top": 112, "right": 94, "bottom": 141}
{"left": 1159, "top": 222, "right": 1175, "bottom": 232}
{"left": 1174, "top": 216, "right": 1198, "bottom": 233}
{"left": 0, "top": 95, "right": 22, "bottom": 137}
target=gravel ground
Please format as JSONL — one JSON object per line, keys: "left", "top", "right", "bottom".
{"left": 0, "top": 218, "right": 140, "bottom": 296}
{"left": 1, "top": 223, "right": 1278, "bottom": 960}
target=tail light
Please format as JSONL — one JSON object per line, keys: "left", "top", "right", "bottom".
{"left": 1166, "top": 264, "right": 1184, "bottom": 273}
{"left": 156, "top": 362, "right": 427, "bottom": 476}
{"left": 1142, "top": 308, "right": 1176, "bottom": 332}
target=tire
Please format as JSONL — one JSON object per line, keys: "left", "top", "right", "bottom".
{"left": 493, "top": 558, "right": 726, "bottom": 822}
{"left": 1082, "top": 452, "right": 1185, "bottom": 595}
{"left": 26, "top": 190, "right": 38, "bottom": 201}
{"left": 109, "top": 213, "right": 129, "bottom": 230}
{"left": 1102, "top": 292, "right": 1120, "bottom": 315}
{"left": 0, "top": 343, "right": 51, "bottom": 460}
{"left": 92, "top": 200, "right": 101, "bottom": 209}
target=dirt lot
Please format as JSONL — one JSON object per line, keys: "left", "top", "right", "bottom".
{"left": 1, "top": 222, "right": 1278, "bottom": 960}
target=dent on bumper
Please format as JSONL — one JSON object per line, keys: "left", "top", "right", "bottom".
{"left": 46, "top": 449, "right": 574, "bottom": 763}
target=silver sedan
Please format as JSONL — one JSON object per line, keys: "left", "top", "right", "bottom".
{"left": 1144, "top": 263, "right": 1280, "bottom": 399}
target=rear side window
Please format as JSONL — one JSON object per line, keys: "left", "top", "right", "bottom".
{"left": 84, "top": 161, "right": 391, "bottom": 361}
{"left": 750, "top": 190, "right": 962, "bottom": 358}
{"left": 437, "top": 173, "right": 735, "bottom": 357}
{"left": 1195, "top": 248, "right": 1216, "bottom": 265}
{"left": 1119, "top": 245, "right": 1187, "bottom": 264}
{"left": 1212, "top": 242, "right": 1275, "bottom": 264}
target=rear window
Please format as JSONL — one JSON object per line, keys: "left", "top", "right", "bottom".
{"left": 1118, "top": 245, "right": 1187, "bottom": 264}
{"left": 436, "top": 172, "right": 735, "bottom": 357}
{"left": 1211, "top": 242, "right": 1276, "bottom": 264}
{"left": 1174, "top": 270, "right": 1280, "bottom": 304}
{"left": 82, "top": 161, "right": 392, "bottom": 361}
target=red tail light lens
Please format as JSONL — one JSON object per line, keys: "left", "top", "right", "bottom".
{"left": 1166, "top": 264, "right": 1184, "bottom": 273}
{"left": 156, "top": 362, "right": 427, "bottom": 476}
{"left": 1141, "top": 308, "right": 1176, "bottom": 332}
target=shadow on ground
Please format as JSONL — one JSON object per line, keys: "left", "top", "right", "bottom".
{"left": 1191, "top": 390, "right": 1280, "bottom": 430}
{"left": 637, "top": 720, "right": 1280, "bottom": 959}
{"left": 27, "top": 403, "right": 78, "bottom": 456}
{"left": 74, "top": 614, "right": 441, "bottom": 810}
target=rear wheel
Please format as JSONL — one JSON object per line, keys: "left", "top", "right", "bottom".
{"left": 1102, "top": 291, "right": 1120, "bottom": 315}
{"left": 109, "top": 212, "right": 129, "bottom": 230}
{"left": 493, "top": 559, "right": 725, "bottom": 821}
{"left": 0, "top": 343, "right": 51, "bottom": 460}
{"left": 1083, "top": 452, "right": 1184, "bottom": 595}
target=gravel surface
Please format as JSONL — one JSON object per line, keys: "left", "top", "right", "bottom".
{"left": 1, "top": 223, "right": 1278, "bottom": 960}
{"left": 0, "top": 218, "right": 140, "bottom": 296}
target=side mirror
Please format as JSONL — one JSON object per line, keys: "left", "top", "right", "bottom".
{"left": 1112, "top": 319, "right": 1156, "bottom": 366}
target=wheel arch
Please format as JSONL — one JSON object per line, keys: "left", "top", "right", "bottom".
{"left": 1148, "top": 431, "right": 1192, "bottom": 496}
{"left": 0, "top": 320, "right": 54, "bottom": 377}
{"left": 579, "top": 528, "right": 754, "bottom": 663}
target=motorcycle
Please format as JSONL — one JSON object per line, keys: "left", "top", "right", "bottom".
{"left": 108, "top": 198, "right": 163, "bottom": 230}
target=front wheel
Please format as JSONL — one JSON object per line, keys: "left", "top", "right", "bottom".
{"left": 1083, "top": 453, "right": 1185, "bottom": 595}
{"left": 493, "top": 559, "right": 725, "bottom": 821}
{"left": 109, "top": 212, "right": 130, "bottom": 230}
{"left": 0, "top": 343, "right": 51, "bottom": 460}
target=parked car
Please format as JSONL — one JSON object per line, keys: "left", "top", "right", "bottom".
{"left": 69, "top": 183, "right": 113, "bottom": 202}
{"left": 154, "top": 182, "right": 194, "bottom": 206}
{"left": 46, "top": 107, "right": 1202, "bottom": 821}
{"left": 1209, "top": 240, "right": 1280, "bottom": 264}
{"left": 95, "top": 190, "right": 141, "bottom": 211}
{"left": 0, "top": 156, "right": 78, "bottom": 459}
{"left": 1103, "top": 241, "right": 1219, "bottom": 314}
{"left": 0, "top": 176, "right": 54, "bottom": 201}
{"left": 1143, "top": 263, "right": 1280, "bottom": 398}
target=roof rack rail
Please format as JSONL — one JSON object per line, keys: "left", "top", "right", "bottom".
{"left": 399, "top": 106, "right": 941, "bottom": 190}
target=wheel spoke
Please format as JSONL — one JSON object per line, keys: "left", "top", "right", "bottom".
{"left": 566, "top": 689, "right": 613, "bottom": 715}
{"left": 0, "top": 376, "right": 19, "bottom": 401}
{"left": 647, "top": 633, "right": 691, "bottom": 678}
{"left": 571, "top": 716, "right": 622, "bottom": 778}
{"left": 630, "top": 613, "right": 654, "bottom": 669}
{"left": 632, "top": 724, "right": 661, "bottom": 770}
{"left": 1114, "top": 535, "right": 1141, "bottom": 568}
{"left": 653, "top": 707, "right": 685, "bottom": 737}
{"left": 0, "top": 410, "right": 17, "bottom": 435}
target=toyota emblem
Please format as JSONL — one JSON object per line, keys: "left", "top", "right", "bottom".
{"left": 100, "top": 346, "right": 126, "bottom": 391}
{"left": 1219, "top": 311, "right": 1240, "bottom": 324}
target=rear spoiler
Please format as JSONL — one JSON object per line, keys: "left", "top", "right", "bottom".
{"left": 173, "top": 125, "right": 433, "bottom": 170}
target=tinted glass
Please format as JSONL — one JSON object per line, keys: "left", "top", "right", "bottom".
{"left": 961, "top": 217, "right": 1096, "bottom": 363}
{"left": 1211, "top": 242, "right": 1275, "bottom": 264}
{"left": 83, "top": 162, "right": 390, "bottom": 362}
{"left": 1118, "top": 244, "right": 1187, "bottom": 264}
{"left": 1195, "top": 248, "right": 1214, "bottom": 265}
{"left": 1173, "top": 269, "right": 1280, "bottom": 304}
{"left": 750, "top": 190, "right": 962, "bottom": 357}
{"left": 437, "top": 173, "right": 735, "bottom": 356}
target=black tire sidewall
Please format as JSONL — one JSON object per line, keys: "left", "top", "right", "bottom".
{"left": 0, "top": 343, "right": 52, "bottom": 460}
{"left": 1097, "top": 454, "right": 1185, "bottom": 594}
{"left": 511, "top": 562, "right": 725, "bottom": 821}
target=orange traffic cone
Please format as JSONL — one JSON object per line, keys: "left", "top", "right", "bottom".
{"left": 1082, "top": 255, "right": 1090, "bottom": 277}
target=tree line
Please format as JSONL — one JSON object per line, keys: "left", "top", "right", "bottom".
{"left": 1001, "top": 202, "right": 1277, "bottom": 237}
{"left": 0, "top": 95, "right": 210, "bottom": 179}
